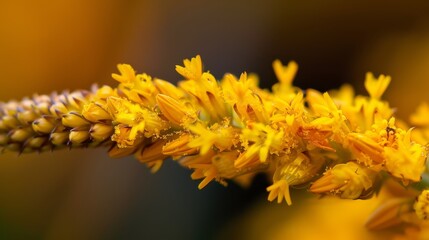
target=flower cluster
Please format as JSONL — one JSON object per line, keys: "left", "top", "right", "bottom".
{"left": 0, "top": 56, "right": 428, "bottom": 226}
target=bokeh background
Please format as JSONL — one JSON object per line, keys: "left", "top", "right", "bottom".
{"left": 1, "top": 1, "right": 429, "bottom": 239}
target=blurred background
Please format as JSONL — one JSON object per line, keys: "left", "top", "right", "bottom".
{"left": 0, "top": 1, "right": 429, "bottom": 239}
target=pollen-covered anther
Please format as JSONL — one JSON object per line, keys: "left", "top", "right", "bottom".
{"left": 111, "top": 125, "right": 136, "bottom": 148}
{"left": 310, "top": 161, "right": 376, "bottom": 199}
{"left": 62, "top": 112, "right": 90, "bottom": 128}
{"left": 414, "top": 190, "right": 429, "bottom": 220}
{"left": 156, "top": 94, "right": 193, "bottom": 125}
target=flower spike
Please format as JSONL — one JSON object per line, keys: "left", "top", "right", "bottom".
{"left": 0, "top": 55, "right": 427, "bottom": 216}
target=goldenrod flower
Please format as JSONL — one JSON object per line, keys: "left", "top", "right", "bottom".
{"left": 364, "top": 72, "right": 391, "bottom": 100}
{"left": 365, "top": 198, "right": 413, "bottom": 230}
{"left": 0, "top": 55, "right": 428, "bottom": 223}
{"left": 310, "top": 162, "right": 377, "bottom": 199}
{"left": 414, "top": 189, "right": 429, "bottom": 220}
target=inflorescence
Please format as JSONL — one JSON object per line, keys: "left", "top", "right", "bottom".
{"left": 1, "top": 55, "right": 429, "bottom": 232}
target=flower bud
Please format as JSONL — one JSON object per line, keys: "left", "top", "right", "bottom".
{"left": 49, "top": 132, "right": 69, "bottom": 146}
{"left": 90, "top": 123, "right": 114, "bottom": 142}
{"left": 310, "top": 161, "right": 376, "bottom": 199}
{"left": 17, "top": 110, "right": 39, "bottom": 124}
{"left": 153, "top": 79, "right": 184, "bottom": 100}
{"left": 82, "top": 102, "right": 111, "bottom": 122}
{"left": 9, "top": 128, "right": 32, "bottom": 142}
{"left": 32, "top": 117, "right": 56, "bottom": 134}
{"left": 69, "top": 130, "right": 90, "bottom": 144}
{"left": 26, "top": 136, "right": 47, "bottom": 149}
{"left": 162, "top": 134, "right": 198, "bottom": 156}
{"left": 414, "top": 189, "right": 429, "bottom": 220}
{"left": 62, "top": 112, "right": 90, "bottom": 128}
{"left": 156, "top": 94, "right": 194, "bottom": 125}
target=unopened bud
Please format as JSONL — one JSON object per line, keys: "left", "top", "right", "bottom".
{"left": 9, "top": 128, "right": 33, "bottom": 142}
{"left": 162, "top": 134, "right": 198, "bottom": 156}
{"left": 90, "top": 123, "right": 114, "bottom": 142}
{"left": 69, "top": 130, "right": 90, "bottom": 144}
{"left": 82, "top": 102, "right": 111, "bottom": 122}
{"left": 49, "top": 132, "right": 69, "bottom": 146}
{"left": 156, "top": 94, "right": 195, "bottom": 125}
{"left": 32, "top": 117, "right": 56, "bottom": 134}
{"left": 62, "top": 112, "right": 90, "bottom": 128}
{"left": 17, "top": 110, "right": 39, "bottom": 124}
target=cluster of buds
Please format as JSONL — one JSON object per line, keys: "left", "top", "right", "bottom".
{"left": 0, "top": 56, "right": 428, "bottom": 226}
{"left": 0, "top": 89, "right": 113, "bottom": 153}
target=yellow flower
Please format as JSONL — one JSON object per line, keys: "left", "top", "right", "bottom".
{"left": 178, "top": 150, "right": 219, "bottom": 189}
{"left": 272, "top": 59, "right": 299, "bottom": 100}
{"left": 1, "top": 54, "right": 429, "bottom": 221}
{"left": 153, "top": 78, "right": 185, "bottom": 100}
{"left": 236, "top": 123, "right": 284, "bottom": 167}
{"left": 310, "top": 162, "right": 377, "bottom": 199}
{"left": 365, "top": 198, "right": 414, "bottom": 230}
{"left": 414, "top": 189, "right": 429, "bottom": 220}
{"left": 347, "top": 132, "right": 385, "bottom": 165}
{"left": 156, "top": 94, "right": 196, "bottom": 126}
{"left": 267, "top": 179, "right": 291, "bottom": 205}
{"left": 272, "top": 59, "right": 298, "bottom": 86}
{"left": 82, "top": 102, "right": 111, "bottom": 122}
{"left": 179, "top": 71, "right": 227, "bottom": 121}
{"left": 162, "top": 134, "right": 198, "bottom": 157}
{"left": 107, "top": 97, "right": 167, "bottom": 146}
{"left": 267, "top": 152, "right": 324, "bottom": 205}
{"left": 410, "top": 102, "right": 429, "bottom": 126}
{"left": 111, "top": 64, "right": 136, "bottom": 85}
{"left": 384, "top": 129, "right": 426, "bottom": 183}
{"left": 222, "top": 72, "right": 268, "bottom": 123}
{"left": 187, "top": 122, "right": 236, "bottom": 155}
{"left": 175, "top": 55, "right": 203, "bottom": 81}
{"left": 89, "top": 123, "right": 114, "bottom": 142}
{"left": 111, "top": 125, "right": 136, "bottom": 148}
{"left": 364, "top": 72, "right": 391, "bottom": 100}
